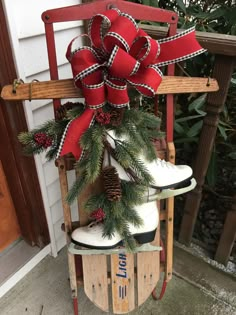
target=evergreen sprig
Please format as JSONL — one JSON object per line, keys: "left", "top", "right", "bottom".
{"left": 113, "top": 108, "right": 164, "bottom": 161}
{"left": 113, "top": 141, "right": 154, "bottom": 186}
{"left": 79, "top": 124, "right": 105, "bottom": 183}
{"left": 17, "top": 100, "right": 164, "bottom": 250}
{"left": 83, "top": 180, "right": 146, "bottom": 250}
{"left": 18, "top": 119, "right": 69, "bottom": 160}
{"left": 66, "top": 169, "right": 89, "bottom": 204}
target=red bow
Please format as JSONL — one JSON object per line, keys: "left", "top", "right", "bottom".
{"left": 57, "top": 8, "right": 205, "bottom": 160}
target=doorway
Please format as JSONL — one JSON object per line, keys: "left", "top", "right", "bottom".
{"left": 0, "top": 0, "right": 50, "bottom": 284}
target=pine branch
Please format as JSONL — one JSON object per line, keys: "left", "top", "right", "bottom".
{"left": 121, "top": 202, "right": 143, "bottom": 227}
{"left": 66, "top": 170, "right": 88, "bottom": 204}
{"left": 45, "top": 144, "right": 60, "bottom": 161}
{"left": 83, "top": 193, "right": 107, "bottom": 213}
{"left": 66, "top": 104, "right": 85, "bottom": 120}
{"left": 80, "top": 124, "right": 105, "bottom": 182}
{"left": 121, "top": 181, "right": 146, "bottom": 206}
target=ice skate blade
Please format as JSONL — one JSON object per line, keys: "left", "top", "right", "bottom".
{"left": 147, "top": 178, "right": 196, "bottom": 201}
{"left": 68, "top": 242, "right": 162, "bottom": 255}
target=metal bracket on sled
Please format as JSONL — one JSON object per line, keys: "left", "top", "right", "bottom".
{"left": 68, "top": 242, "right": 162, "bottom": 256}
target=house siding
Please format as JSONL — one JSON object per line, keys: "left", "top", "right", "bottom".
{"left": 3, "top": 0, "right": 83, "bottom": 254}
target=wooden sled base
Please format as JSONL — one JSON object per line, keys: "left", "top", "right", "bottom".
{"left": 68, "top": 242, "right": 162, "bottom": 255}
{"left": 80, "top": 247, "right": 161, "bottom": 313}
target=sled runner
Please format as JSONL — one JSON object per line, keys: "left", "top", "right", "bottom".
{"left": 1, "top": 1, "right": 219, "bottom": 314}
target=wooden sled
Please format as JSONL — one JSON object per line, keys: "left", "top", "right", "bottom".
{"left": 1, "top": 1, "right": 219, "bottom": 314}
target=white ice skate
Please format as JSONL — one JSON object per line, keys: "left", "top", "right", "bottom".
{"left": 104, "top": 130, "right": 197, "bottom": 200}
{"left": 70, "top": 130, "right": 196, "bottom": 250}
{"left": 71, "top": 200, "right": 159, "bottom": 250}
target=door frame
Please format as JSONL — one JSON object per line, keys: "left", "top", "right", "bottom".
{"left": 0, "top": 0, "right": 50, "bottom": 248}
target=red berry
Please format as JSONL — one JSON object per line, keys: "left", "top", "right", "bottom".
{"left": 90, "top": 208, "right": 105, "bottom": 221}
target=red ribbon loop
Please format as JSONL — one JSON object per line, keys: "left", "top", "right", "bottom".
{"left": 57, "top": 9, "right": 206, "bottom": 160}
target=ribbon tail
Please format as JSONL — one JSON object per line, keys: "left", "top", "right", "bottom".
{"left": 155, "top": 27, "right": 206, "bottom": 66}
{"left": 57, "top": 108, "right": 95, "bottom": 160}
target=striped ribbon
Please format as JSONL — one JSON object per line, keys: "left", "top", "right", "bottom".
{"left": 57, "top": 8, "right": 205, "bottom": 160}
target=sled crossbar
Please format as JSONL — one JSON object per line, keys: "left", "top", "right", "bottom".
{"left": 1, "top": 77, "right": 218, "bottom": 101}
{"left": 68, "top": 243, "right": 162, "bottom": 255}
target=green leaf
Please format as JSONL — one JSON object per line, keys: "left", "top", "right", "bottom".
{"left": 174, "top": 137, "right": 198, "bottom": 144}
{"left": 228, "top": 7, "right": 236, "bottom": 25}
{"left": 176, "top": 0, "right": 186, "bottom": 13}
{"left": 192, "top": 11, "right": 209, "bottom": 19}
{"left": 227, "top": 152, "right": 236, "bottom": 160}
{"left": 141, "top": 0, "right": 158, "bottom": 8}
{"left": 217, "top": 125, "right": 228, "bottom": 140}
{"left": 188, "top": 94, "right": 207, "bottom": 112}
{"left": 231, "top": 24, "right": 236, "bottom": 35}
{"left": 175, "top": 114, "right": 204, "bottom": 123}
{"left": 195, "top": 109, "right": 207, "bottom": 116}
{"left": 174, "top": 122, "right": 185, "bottom": 134}
{"left": 186, "top": 120, "right": 203, "bottom": 137}
{"left": 208, "top": 8, "right": 228, "bottom": 20}
{"left": 231, "top": 78, "right": 236, "bottom": 85}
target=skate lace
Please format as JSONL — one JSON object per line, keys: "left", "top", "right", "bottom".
{"left": 157, "top": 158, "right": 174, "bottom": 169}
{"left": 88, "top": 220, "right": 103, "bottom": 229}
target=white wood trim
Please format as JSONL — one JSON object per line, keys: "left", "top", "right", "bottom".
{"left": 3, "top": 0, "right": 58, "bottom": 257}
{"left": 0, "top": 245, "right": 51, "bottom": 298}
{"left": 34, "top": 156, "right": 58, "bottom": 257}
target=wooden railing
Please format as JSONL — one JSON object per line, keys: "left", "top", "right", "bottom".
{"left": 143, "top": 25, "right": 236, "bottom": 265}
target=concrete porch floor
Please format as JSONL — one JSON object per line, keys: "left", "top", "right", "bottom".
{"left": 0, "top": 245, "right": 235, "bottom": 315}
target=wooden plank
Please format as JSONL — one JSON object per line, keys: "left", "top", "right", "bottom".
{"left": 82, "top": 255, "right": 109, "bottom": 312}
{"left": 1, "top": 77, "right": 219, "bottom": 101}
{"left": 111, "top": 253, "right": 135, "bottom": 314}
{"left": 141, "top": 25, "right": 236, "bottom": 56}
{"left": 68, "top": 252, "right": 78, "bottom": 299}
{"left": 137, "top": 223, "right": 160, "bottom": 306}
{"left": 214, "top": 197, "right": 236, "bottom": 265}
{"left": 56, "top": 158, "right": 72, "bottom": 239}
{"left": 76, "top": 175, "right": 108, "bottom": 311}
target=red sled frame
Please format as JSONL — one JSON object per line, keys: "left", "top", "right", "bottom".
{"left": 42, "top": 1, "right": 178, "bottom": 314}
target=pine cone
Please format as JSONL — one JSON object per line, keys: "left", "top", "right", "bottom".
{"left": 55, "top": 102, "right": 82, "bottom": 120}
{"left": 102, "top": 166, "right": 122, "bottom": 201}
{"left": 110, "top": 108, "right": 125, "bottom": 126}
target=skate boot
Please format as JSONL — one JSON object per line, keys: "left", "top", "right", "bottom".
{"left": 104, "top": 130, "right": 196, "bottom": 199}
{"left": 71, "top": 200, "right": 159, "bottom": 249}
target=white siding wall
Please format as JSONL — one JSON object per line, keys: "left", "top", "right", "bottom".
{"left": 3, "top": 0, "right": 83, "bottom": 255}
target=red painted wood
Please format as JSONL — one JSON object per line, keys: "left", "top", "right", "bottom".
{"left": 166, "top": 23, "right": 177, "bottom": 143}
{"left": 73, "top": 298, "right": 79, "bottom": 315}
{"left": 42, "top": 0, "right": 177, "bottom": 24}
{"left": 42, "top": 0, "right": 178, "bottom": 133}
{"left": 44, "top": 23, "right": 61, "bottom": 112}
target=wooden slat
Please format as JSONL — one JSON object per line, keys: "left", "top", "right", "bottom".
{"left": 111, "top": 253, "right": 135, "bottom": 314}
{"left": 137, "top": 224, "right": 160, "bottom": 306}
{"left": 57, "top": 158, "right": 72, "bottom": 240}
{"left": 165, "top": 142, "right": 175, "bottom": 282}
{"left": 77, "top": 175, "right": 109, "bottom": 311}
{"left": 68, "top": 252, "right": 78, "bottom": 299}
{"left": 1, "top": 77, "right": 219, "bottom": 101}
{"left": 82, "top": 255, "right": 109, "bottom": 312}
{"left": 141, "top": 25, "right": 236, "bottom": 56}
